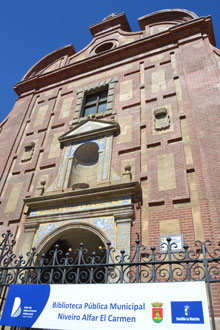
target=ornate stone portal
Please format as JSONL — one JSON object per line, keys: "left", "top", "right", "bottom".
{"left": 22, "top": 118, "right": 141, "bottom": 257}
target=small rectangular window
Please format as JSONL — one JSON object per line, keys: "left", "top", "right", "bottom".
{"left": 82, "top": 90, "right": 108, "bottom": 117}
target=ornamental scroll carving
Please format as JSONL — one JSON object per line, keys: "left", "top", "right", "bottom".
{"left": 21, "top": 141, "right": 35, "bottom": 162}
{"left": 154, "top": 108, "right": 170, "bottom": 131}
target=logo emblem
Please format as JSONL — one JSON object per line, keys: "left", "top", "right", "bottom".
{"left": 11, "top": 297, "right": 21, "bottom": 317}
{"left": 171, "top": 301, "right": 204, "bottom": 324}
{"left": 151, "top": 302, "right": 163, "bottom": 323}
{"left": 184, "top": 304, "right": 190, "bottom": 316}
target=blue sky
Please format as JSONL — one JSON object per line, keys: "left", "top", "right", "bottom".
{"left": 1, "top": 0, "right": 220, "bottom": 123}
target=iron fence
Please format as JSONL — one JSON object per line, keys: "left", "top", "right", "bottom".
{"left": 0, "top": 230, "right": 220, "bottom": 329}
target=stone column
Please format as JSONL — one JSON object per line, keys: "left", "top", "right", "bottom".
{"left": 114, "top": 210, "right": 133, "bottom": 283}
{"left": 114, "top": 206, "right": 134, "bottom": 255}
{"left": 20, "top": 222, "right": 39, "bottom": 255}
{"left": 115, "top": 218, "right": 132, "bottom": 256}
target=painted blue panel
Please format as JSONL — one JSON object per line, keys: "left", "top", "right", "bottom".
{"left": 171, "top": 301, "right": 204, "bottom": 324}
{"left": 0, "top": 284, "right": 50, "bottom": 327}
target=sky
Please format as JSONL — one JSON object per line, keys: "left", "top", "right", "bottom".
{"left": 1, "top": 0, "right": 220, "bottom": 123}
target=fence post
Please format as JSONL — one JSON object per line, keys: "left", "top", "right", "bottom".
{"left": 201, "top": 241, "right": 216, "bottom": 330}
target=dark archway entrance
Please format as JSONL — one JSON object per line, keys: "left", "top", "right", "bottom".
{"left": 40, "top": 226, "right": 107, "bottom": 284}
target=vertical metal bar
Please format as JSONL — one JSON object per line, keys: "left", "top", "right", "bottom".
{"left": 49, "top": 245, "right": 59, "bottom": 284}
{"left": 0, "top": 231, "right": 12, "bottom": 262}
{"left": 183, "top": 244, "right": 191, "bottom": 281}
{"left": 120, "top": 250, "right": 125, "bottom": 283}
{"left": 135, "top": 239, "right": 140, "bottom": 283}
{"left": 22, "top": 248, "right": 36, "bottom": 284}
{"left": 202, "top": 242, "right": 216, "bottom": 330}
{"left": 167, "top": 238, "right": 173, "bottom": 281}
{"left": 61, "top": 253, "right": 69, "bottom": 284}
{"left": 89, "top": 253, "right": 95, "bottom": 284}
{"left": 76, "top": 243, "right": 83, "bottom": 284}
{"left": 0, "top": 285, "right": 8, "bottom": 312}
{"left": 151, "top": 247, "right": 156, "bottom": 282}
{"left": 36, "top": 253, "right": 45, "bottom": 284}
{"left": 13, "top": 256, "right": 23, "bottom": 284}
{"left": 104, "top": 241, "right": 111, "bottom": 284}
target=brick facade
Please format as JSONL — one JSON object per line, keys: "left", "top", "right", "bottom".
{"left": 1, "top": 8, "right": 220, "bottom": 324}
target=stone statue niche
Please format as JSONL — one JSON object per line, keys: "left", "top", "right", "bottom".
{"left": 68, "top": 142, "right": 100, "bottom": 190}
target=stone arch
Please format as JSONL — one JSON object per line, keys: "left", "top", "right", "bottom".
{"left": 36, "top": 222, "right": 109, "bottom": 257}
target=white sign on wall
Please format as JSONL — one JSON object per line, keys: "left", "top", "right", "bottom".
{"left": 0, "top": 281, "right": 211, "bottom": 329}
{"left": 159, "top": 234, "right": 184, "bottom": 252}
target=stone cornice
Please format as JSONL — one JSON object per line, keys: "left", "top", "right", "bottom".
{"left": 25, "top": 205, "right": 134, "bottom": 223}
{"left": 22, "top": 44, "right": 75, "bottom": 81}
{"left": 14, "top": 16, "right": 214, "bottom": 96}
{"left": 23, "top": 221, "right": 39, "bottom": 231}
{"left": 24, "top": 181, "right": 141, "bottom": 209}
{"left": 138, "top": 9, "right": 198, "bottom": 29}
{"left": 89, "top": 13, "right": 131, "bottom": 36}
{"left": 58, "top": 119, "right": 120, "bottom": 145}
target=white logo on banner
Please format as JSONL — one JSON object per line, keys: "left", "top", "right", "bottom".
{"left": 184, "top": 305, "right": 190, "bottom": 316}
{"left": 11, "top": 297, "right": 21, "bottom": 317}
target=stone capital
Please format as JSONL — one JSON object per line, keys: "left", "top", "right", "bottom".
{"left": 23, "top": 221, "right": 39, "bottom": 232}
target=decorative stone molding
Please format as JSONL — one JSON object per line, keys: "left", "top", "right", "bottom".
{"left": 70, "top": 77, "right": 118, "bottom": 125}
{"left": 36, "top": 179, "right": 46, "bottom": 196}
{"left": 154, "top": 107, "right": 170, "bottom": 131}
{"left": 21, "top": 141, "right": 35, "bottom": 162}
{"left": 72, "top": 183, "right": 90, "bottom": 190}
{"left": 24, "top": 197, "right": 135, "bottom": 257}
{"left": 122, "top": 165, "right": 132, "bottom": 182}
{"left": 60, "top": 118, "right": 119, "bottom": 145}
{"left": 23, "top": 221, "right": 39, "bottom": 232}
{"left": 43, "top": 119, "right": 120, "bottom": 192}
{"left": 26, "top": 201, "right": 134, "bottom": 225}
{"left": 24, "top": 181, "right": 141, "bottom": 209}
{"left": 34, "top": 222, "right": 110, "bottom": 254}
{"left": 90, "top": 40, "right": 119, "bottom": 56}
{"left": 89, "top": 12, "right": 131, "bottom": 36}
{"left": 103, "top": 13, "right": 119, "bottom": 21}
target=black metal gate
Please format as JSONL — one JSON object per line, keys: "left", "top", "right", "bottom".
{"left": 0, "top": 230, "right": 220, "bottom": 329}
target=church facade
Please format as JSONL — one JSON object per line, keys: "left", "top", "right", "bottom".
{"left": 1, "top": 8, "right": 220, "bottom": 321}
